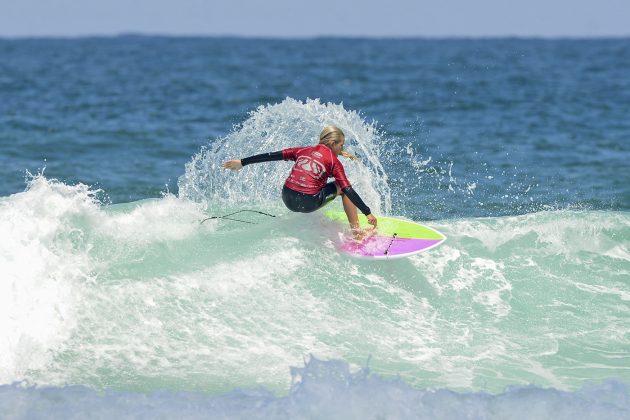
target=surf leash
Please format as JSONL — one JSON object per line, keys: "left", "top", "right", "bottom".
{"left": 384, "top": 233, "right": 398, "bottom": 256}
{"left": 200, "top": 209, "right": 276, "bottom": 225}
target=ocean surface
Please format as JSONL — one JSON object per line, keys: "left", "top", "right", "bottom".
{"left": 1, "top": 37, "right": 629, "bottom": 418}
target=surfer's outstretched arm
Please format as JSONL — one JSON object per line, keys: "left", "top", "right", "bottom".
{"left": 223, "top": 151, "right": 285, "bottom": 171}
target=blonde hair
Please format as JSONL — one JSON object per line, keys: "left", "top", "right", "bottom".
{"left": 318, "top": 125, "right": 357, "bottom": 160}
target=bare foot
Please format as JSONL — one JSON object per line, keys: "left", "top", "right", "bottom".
{"left": 351, "top": 227, "right": 376, "bottom": 242}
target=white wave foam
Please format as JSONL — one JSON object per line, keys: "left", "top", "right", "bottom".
{"left": 96, "top": 195, "right": 211, "bottom": 243}
{"left": 0, "top": 177, "right": 212, "bottom": 385}
{"left": 438, "top": 210, "right": 630, "bottom": 257}
{"left": 0, "top": 177, "right": 97, "bottom": 383}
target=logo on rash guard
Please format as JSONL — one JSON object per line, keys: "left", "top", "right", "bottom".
{"left": 295, "top": 156, "right": 326, "bottom": 179}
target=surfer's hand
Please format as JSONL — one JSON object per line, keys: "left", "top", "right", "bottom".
{"left": 223, "top": 160, "right": 243, "bottom": 171}
{"left": 367, "top": 214, "right": 377, "bottom": 227}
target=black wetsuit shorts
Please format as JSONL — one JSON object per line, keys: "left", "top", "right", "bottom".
{"left": 282, "top": 182, "right": 338, "bottom": 213}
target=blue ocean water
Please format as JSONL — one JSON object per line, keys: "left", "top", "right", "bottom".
{"left": 1, "top": 37, "right": 629, "bottom": 418}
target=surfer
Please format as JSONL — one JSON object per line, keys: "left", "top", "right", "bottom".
{"left": 223, "top": 125, "right": 377, "bottom": 234}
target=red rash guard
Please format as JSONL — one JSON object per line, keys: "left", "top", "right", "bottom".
{"left": 281, "top": 144, "right": 351, "bottom": 194}
{"left": 239, "top": 145, "right": 372, "bottom": 215}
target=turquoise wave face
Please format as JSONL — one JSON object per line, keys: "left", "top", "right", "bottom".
{"left": 2, "top": 176, "right": 628, "bottom": 395}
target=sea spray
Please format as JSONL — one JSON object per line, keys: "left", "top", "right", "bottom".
{"left": 177, "top": 98, "right": 543, "bottom": 222}
{"left": 178, "top": 98, "right": 392, "bottom": 215}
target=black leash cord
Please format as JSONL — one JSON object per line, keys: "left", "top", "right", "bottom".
{"left": 384, "top": 233, "right": 398, "bottom": 256}
{"left": 200, "top": 209, "right": 276, "bottom": 225}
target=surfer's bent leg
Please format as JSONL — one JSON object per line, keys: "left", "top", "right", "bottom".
{"left": 337, "top": 184, "right": 372, "bottom": 233}
{"left": 341, "top": 193, "right": 360, "bottom": 229}
{"left": 320, "top": 182, "right": 338, "bottom": 206}
{"left": 282, "top": 186, "right": 322, "bottom": 213}
{"left": 331, "top": 181, "right": 359, "bottom": 229}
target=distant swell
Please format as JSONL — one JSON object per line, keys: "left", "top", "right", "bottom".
{"left": 1, "top": 358, "right": 628, "bottom": 419}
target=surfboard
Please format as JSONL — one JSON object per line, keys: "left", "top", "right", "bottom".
{"left": 324, "top": 211, "right": 446, "bottom": 259}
